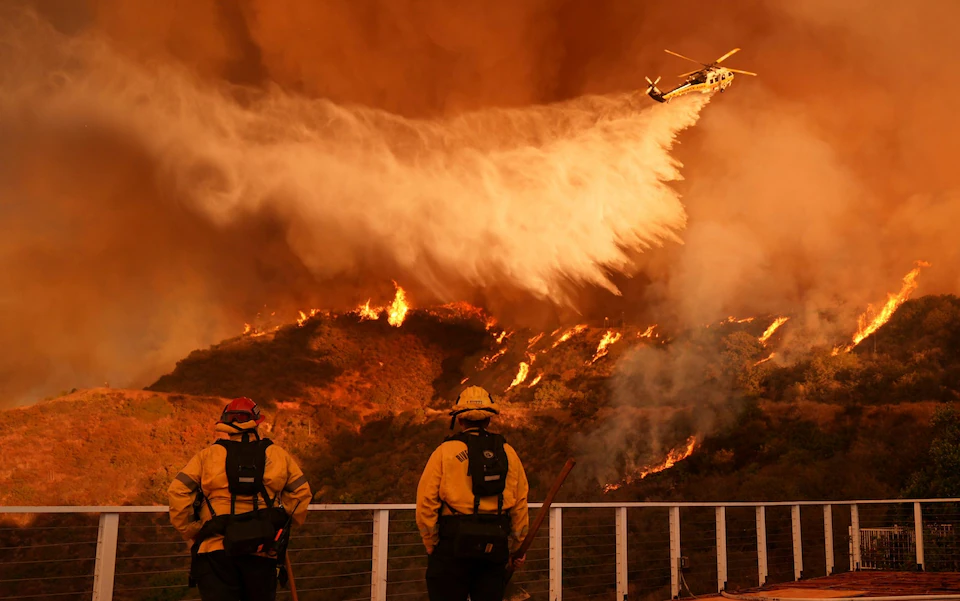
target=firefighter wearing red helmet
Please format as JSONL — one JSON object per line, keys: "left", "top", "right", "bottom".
{"left": 416, "top": 386, "right": 530, "bottom": 601}
{"left": 168, "top": 397, "right": 312, "bottom": 601}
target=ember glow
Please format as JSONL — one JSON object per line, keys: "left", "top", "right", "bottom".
{"left": 552, "top": 325, "right": 588, "bottom": 349}
{"left": 527, "top": 333, "right": 544, "bottom": 348}
{"left": 479, "top": 346, "right": 509, "bottom": 370}
{"left": 638, "top": 325, "right": 658, "bottom": 338}
{"left": 603, "top": 436, "right": 699, "bottom": 493}
{"left": 590, "top": 331, "right": 622, "bottom": 364}
{"left": 841, "top": 261, "right": 931, "bottom": 352}
{"left": 758, "top": 317, "right": 789, "bottom": 345}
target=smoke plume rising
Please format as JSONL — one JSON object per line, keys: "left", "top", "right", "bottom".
{"left": 0, "top": 4, "right": 705, "bottom": 404}
{"left": 3, "top": 0, "right": 960, "bottom": 411}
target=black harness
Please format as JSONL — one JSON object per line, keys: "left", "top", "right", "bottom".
{"left": 437, "top": 429, "right": 512, "bottom": 563}
{"left": 188, "top": 430, "right": 292, "bottom": 586}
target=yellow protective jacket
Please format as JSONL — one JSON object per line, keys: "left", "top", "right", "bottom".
{"left": 416, "top": 428, "right": 529, "bottom": 554}
{"left": 167, "top": 421, "right": 312, "bottom": 554}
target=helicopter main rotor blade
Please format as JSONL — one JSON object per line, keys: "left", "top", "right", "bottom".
{"left": 664, "top": 49, "right": 707, "bottom": 66}
{"left": 727, "top": 68, "right": 758, "bottom": 76}
{"left": 714, "top": 48, "right": 741, "bottom": 64}
{"left": 676, "top": 69, "right": 701, "bottom": 78}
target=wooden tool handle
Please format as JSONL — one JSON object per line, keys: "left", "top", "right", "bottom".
{"left": 507, "top": 458, "right": 576, "bottom": 578}
{"left": 284, "top": 553, "right": 299, "bottom": 601}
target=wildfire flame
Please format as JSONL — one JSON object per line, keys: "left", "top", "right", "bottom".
{"left": 353, "top": 283, "right": 410, "bottom": 327}
{"left": 603, "top": 436, "right": 699, "bottom": 493}
{"left": 759, "top": 317, "right": 789, "bottom": 345}
{"left": 728, "top": 316, "right": 755, "bottom": 324}
{"left": 242, "top": 322, "right": 267, "bottom": 338}
{"left": 842, "top": 261, "right": 931, "bottom": 352}
{"left": 552, "top": 325, "right": 588, "bottom": 349}
{"left": 387, "top": 284, "right": 409, "bottom": 327}
{"left": 753, "top": 352, "right": 776, "bottom": 366}
{"left": 590, "top": 330, "right": 622, "bottom": 364}
{"left": 356, "top": 300, "right": 380, "bottom": 321}
{"left": 639, "top": 325, "right": 658, "bottom": 338}
{"left": 527, "top": 333, "right": 544, "bottom": 348}
{"left": 496, "top": 331, "right": 510, "bottom": 345}
{"left": 507, "top": 361, "right": 531, "bottom": 390}
{"left": 479, "top": 346, "right": 508, "bottom": 370}
{"left": 297, "top": 309, "right": 323, "bottom": 327}
{"left": 529, "top": 373, "right": 543, "bottom": 387}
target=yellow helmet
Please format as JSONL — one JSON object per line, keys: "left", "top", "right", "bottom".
{"left": 449, "top": 386, "right": 500, "bottom": 428}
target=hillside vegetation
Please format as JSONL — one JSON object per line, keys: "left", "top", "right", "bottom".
{"left": 1, "top": 295, "right": 959, "bottom": 508}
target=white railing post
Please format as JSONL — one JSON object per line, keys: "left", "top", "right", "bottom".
{"left": 756, "top": 506, "right": 768, "bottom": 587}
{"left": 914, "top": 502, "right": 925, "bottom": 571}
{"left": 824, "top": 504, "right": 834, "bottom": 575}
{"left": 850, "top": 504, "right": 861, "bottom": 571}
{"left": 716, "top": 506, "right": 728, "bottom": 592}
{"left": 550, "top": 507, "right": 563, "bottom": 601}
{"left": 616, "top": 507, "right": 628, "bottom": 600}
{"left": 791, "top": 505, "right": 804, "bottom": 580}
{"left": 371, "top": 509, "right": 389, "bottom": 601}
{"left": 669, "top": 506, "right": 681, "bottom": 599}
{"left": 92, "top": 512, "right": 119, "bottom": 601}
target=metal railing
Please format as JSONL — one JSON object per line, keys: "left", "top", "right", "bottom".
{"left": 2, "top": 499, "right": 960, "bottom": 601}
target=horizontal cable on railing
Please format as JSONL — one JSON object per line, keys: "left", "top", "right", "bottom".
{"left": 0, "top": 592, "right": 94, "bottom": 600}
{"left": 0, "top": 540, "right": 98, "bottom": 551}
{"left": 293, "top": 570, "right": 372, "bottom": 580}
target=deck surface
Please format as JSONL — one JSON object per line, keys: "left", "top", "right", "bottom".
{"left": 726, "top": 572, "right": 960, "bottom": 597}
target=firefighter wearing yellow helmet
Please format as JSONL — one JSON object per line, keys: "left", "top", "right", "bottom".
{"left": 416, "top": 386, "right": 530, "bottom": 601}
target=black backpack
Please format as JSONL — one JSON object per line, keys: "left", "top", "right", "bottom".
{"left": 192, "top": 438, "right": 289, "bottom": 560}
{"left": 440, "top": 430, "right": 512, "bottom": 562}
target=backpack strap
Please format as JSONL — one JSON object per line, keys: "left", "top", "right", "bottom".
{"left": 215, "top": 438, "right": 275, "bottom": 515}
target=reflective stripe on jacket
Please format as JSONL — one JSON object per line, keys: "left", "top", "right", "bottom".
{"left": 167, "top": 421, "right": 312, "bottom": 554}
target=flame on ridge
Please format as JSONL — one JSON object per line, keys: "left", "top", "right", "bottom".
{"left": 759, "top": 317, "right": 789, "bottom": 345}
{"left": 552, "top": 325, "right": 588, "bottom": 348}
{"left": 590, "top": 330, "right": 622, "bottom": 364}
{"left": 639, "top": 325, "right": 658, "bottom": 338}
{"left": 353, "top": 282, "right": 410, "bottom": 327}
{"left": 387, "top": 284, "right": 409, "bottom": 327}
{"left": 838, "top": 261, "right": 931, "bottom": 353}
{"left": 603, "top": 436, "right": 698, "bottom": 493}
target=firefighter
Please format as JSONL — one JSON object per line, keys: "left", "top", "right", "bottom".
{"left": 168, "top": 397, "right": 312, "bottom": 601}
{"left": 416, "top": 386, "right": 530, "bottom": 601}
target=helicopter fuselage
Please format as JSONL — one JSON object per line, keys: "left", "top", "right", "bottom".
{"left": 647, "top": 67, "right": 736, "bottom": 103}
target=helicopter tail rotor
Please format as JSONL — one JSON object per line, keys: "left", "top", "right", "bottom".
{"left": 645, "top": 75, "right": 662, "bottom": 93}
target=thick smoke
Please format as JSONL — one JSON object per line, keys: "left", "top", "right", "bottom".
{"left": 3, "top": 0, "right": 960, "bottom": 408}
{"left": 0, "top": 4, "right": 705, "bottom": 405}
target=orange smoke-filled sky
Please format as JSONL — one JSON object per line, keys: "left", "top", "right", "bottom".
{"left": 1, "top": 0, "right": 959, "bottom": 404}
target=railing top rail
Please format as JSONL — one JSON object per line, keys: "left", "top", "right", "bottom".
{"left": 3, "top": 498, "right": 960, "bottom": 514}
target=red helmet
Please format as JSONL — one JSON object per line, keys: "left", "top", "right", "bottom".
{"left": 219, "top": 397, "right": 265, "bottom": 425}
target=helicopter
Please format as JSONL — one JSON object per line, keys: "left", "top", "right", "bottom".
{"left": 645, "top": 48, "right": 756, "bottom": 103}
